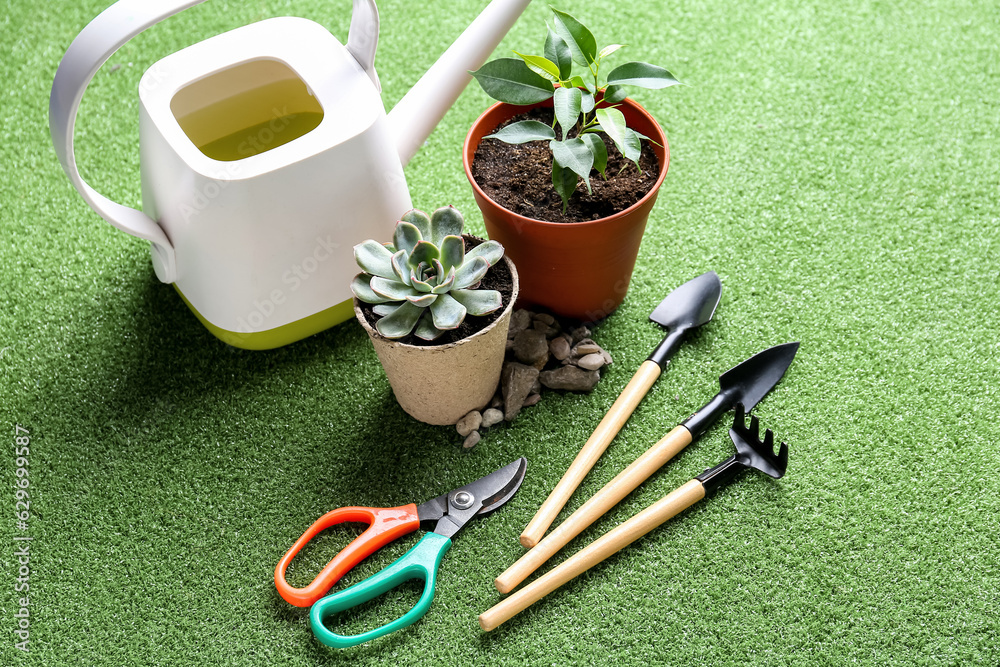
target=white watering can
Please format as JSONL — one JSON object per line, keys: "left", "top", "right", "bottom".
{"left": 50, "top": 0, "right": 531, "bottom": 349}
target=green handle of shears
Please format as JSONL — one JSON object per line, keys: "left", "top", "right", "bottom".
{"left": 309, "top": 532, "right": 453, "bottom": 648}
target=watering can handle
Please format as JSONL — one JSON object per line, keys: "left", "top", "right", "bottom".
{"left": 48, "top": 0, "right": 382, "bottom": 284}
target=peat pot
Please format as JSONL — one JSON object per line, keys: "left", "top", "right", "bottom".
{"left": 354, "top": 253, "right": 519, "bottom": 425}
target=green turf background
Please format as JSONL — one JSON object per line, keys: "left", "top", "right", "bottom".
{"left": 2, "top": 0, "right": 998, "bottom": 664}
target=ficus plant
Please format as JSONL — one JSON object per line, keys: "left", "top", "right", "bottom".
{"left": 351, "top": 206, "right": 506, "bottom": 341}
{"left": 470, "top": 6, "right": 680, "bottom": 213}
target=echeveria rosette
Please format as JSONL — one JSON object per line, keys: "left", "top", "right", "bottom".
{"left": 470, "top": 6, "right": 681, "bottom": 213}
{"left": 351, "top": 207, "right": 505, "bottom": 342}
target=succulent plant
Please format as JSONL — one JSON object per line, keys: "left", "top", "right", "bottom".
{"left": 351, "top": 206, "right": 506, "bottom": 341}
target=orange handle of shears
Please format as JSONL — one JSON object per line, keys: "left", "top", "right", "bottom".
{"left": 275, "top": 504, "right": 421, "bottom": 607}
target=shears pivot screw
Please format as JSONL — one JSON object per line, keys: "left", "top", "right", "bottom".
{"left": 452, "top": 491, "right": 475, "bottom": 510}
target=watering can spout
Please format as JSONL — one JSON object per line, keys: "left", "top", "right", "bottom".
{"left": 387, "top": 0, "right": 533, "bottom": 168}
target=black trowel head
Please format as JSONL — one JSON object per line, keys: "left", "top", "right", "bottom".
{"left": 649, "top": 271, "right": 722, "bottom": 331}
{"left": 719, "top": 342, "right": 800, "bottom": 412}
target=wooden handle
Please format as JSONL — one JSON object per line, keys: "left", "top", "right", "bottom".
{"left": 496, "top": 424, "right": 693, "bottom": 594}
{"left": 481, "top": 478, "right": 705, "bottom": 631}
{"left": 520, "top": 361, "right": 662, "bottom": 548}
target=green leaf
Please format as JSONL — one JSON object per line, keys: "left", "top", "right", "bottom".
{"left": 406, "top": 293, "right": 438, "bottom": 308}
{"left": 514, "top": 51, "right": 560, "bottom": 82}
{"left": 370, "top": 276, "right": 421, "bottom": 301}
{"left": 569, "top": 75, "right": 595, "bottom": 95}
{"left": 623, "top": 127, "right": 643, "bottom": 164}
{"left": 598, "top": 44, "right": 625, "bottom": 60}
{"left": 551, "top": 161, "right": 577, "bottom": 214}
{"left": 450, "top": 289, "right": 503, "bottom": 316}
{"left": 439, "top": 235, "right": 465, "bottom": 273}
{"left": 410, "top": 271, "right": 433, "bottom": 293}
{"left": 453, "top": 256, "right": 490, "bottom": 290}
{"left": 354, "top": 240, "right": 396, "bottom": 279}
{"left": 413, "top": 316, "right": 446, "bottom": 341}
{"left": 606, "top": 62, "right": 681, "bottom": 89}
{"left": 428, "top": 206, "right": 464, "bottom": 246}
{"left": 408, "top": 240, "right": 440, "bottom": 269}
{"left": 351, "top": 273, "right": 393, "bottom": 304}
{"left": 580, "top": 133, "right": 608, "bottom": 178}
{"left": 596, "top": 107, "right": 629, "bottom": 156}
{"left": 551, "top": 7, "right": 597, "bottom": 66}
{"left": 550, "top": 137, "right": 594, "bottom": 194}
{"left": 391, "top": 250, "right": 412, "bottom": 286}
{"left": 544, "top": 25, "right": 573, "bottom": 79}
{"left": 603, "top": 84, "right": 628, "bottom": 104}
{"left": 373, "top": 303, "right": 397, "bottom": 317}
{"left": 486, "top": 120, "right": 556, "bottom": 144}
{"left": 581, "top": 92, "right": 595, "bottom": 113}
{"left": 429, "top": 294, "right": 467, "bottom": 330}
{"left": 431, "top": 267, "right": 456, "bottom": 294}
{"left": 375, "top": 301, "right": 424, "bottom": 338}
{"left": 466, "top": 240, "right": 504, "bottom": 266}
{"left": 400, "top": 209, "right": 432, "bottom": 241}
{"left": 470, "top": 58, "right": 555, "bottom": 105}
{"left": 392, "top": 222, "right": 422, "bottom": 255}
{"left": 553, "top": 86, "right": 583, "bottom": 138}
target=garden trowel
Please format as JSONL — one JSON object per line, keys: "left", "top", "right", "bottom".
{"left": 498, "top": 341, "right": 799, "bottom": 593}
{"left": 519, "top": 271, "right": 723, "bottom": 548}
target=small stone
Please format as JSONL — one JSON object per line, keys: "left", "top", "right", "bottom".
{"left": 523, "top": 393, "right": 542, "bottom": 407}
{"left": 481, "top": 408, "right": 504, "bottom": 428}
{"left": 531, "top": 378, "right": 542, "bottom": 394}
{"left": 577, "top": 353, "right": 606, "bottom": 371}
{"left": 574, "top": 340, "right": 602, "bottom": 356}
{"left": 570, "top": 326, "right": 591, "bottom": 344}
{"left": 463, "top": 431, "right": 481, "bottom": 449}
{"left": 533, "top": 313, "right": 556, "bottom": 326}
{"left": 539, "top": 366, "right": 600, "bottom": 392}
{"left": 601, "top": 347, "right": 613, "bottom": 366}
{"left": 532, "top": 321, "right": 558, "bottom": 338}
{"left": 549, "top": 336, "right": 571, "bottom": 361}
{"left": 508, "top": 309, "right": 532, "bottom": 338}
{"left": 502, "top": 362, "right": 540, "bottom": 421}
{"left": 456, "top": 411, "right": 483, "bottom": 437}
{"left": 513, "top": 329, "right": 549, "bottom": 366}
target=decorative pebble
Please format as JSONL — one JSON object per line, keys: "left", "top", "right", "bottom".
{"left": 534, "top": 313, "right": 556, "bottom": 326}
{"left": 513, "top": 329, "right": 549, "bottom": 366}
{"left": 523, "top": 393, "right": 542, "bottom": 407}
{"left": 502, "top": 362, "right": 540, "bottom": 421}
{"left": 574, "top": 341, "right": 602, "bottom": 356}
{"left": 539, "top": 366, "right": 600, "bottom": 392}
{"left": 570, "top": 326, "right": 591, "bottom": 344}
{"left": 508, "top": 309, "right": 532, "bottom": 338}
{"left": 481, "top": 408, "right": 504, "bottom": 428}
{"left": 577, "top": 353, "right": 606, "bottom": 371}
{"left": 549, "top": 336, "right": 571, "bottom": 361}
{"left": 463, "top": 431, "right": 481, "bottom": 449}
{"left": 456, "top": 410, "right": 482, "bottom": 437}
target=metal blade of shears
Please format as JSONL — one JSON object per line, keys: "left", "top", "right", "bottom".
{"left": 416, "top": 458, "right": 528, "bottom": 539}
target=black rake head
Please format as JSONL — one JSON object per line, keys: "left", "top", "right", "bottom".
{"left": 729, "top": 403, "right": 788, "bottom": 479}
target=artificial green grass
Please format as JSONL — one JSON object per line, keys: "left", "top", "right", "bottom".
{"left": 2, "top": 0, "right": 998, "bottom": 664}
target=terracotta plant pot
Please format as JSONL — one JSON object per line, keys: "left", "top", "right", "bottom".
{"left": 463, "top": 95, "right": 669, "bottom": 322}
{"left": 354, "top": 254, "right": 519, "bottom": 426}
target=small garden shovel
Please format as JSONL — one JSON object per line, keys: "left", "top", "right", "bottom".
{"left": 520, "top": 271, "right": 722, "bottom": 548}
{"left": 479, "top": 404, "right": 789, "bottom": 631}
{"left": 498, "top": 341, "right": 799, "bottom": 593}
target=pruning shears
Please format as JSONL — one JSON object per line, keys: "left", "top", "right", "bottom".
{"left": 275, "top": 458, "right": 527, "bottom": 648}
